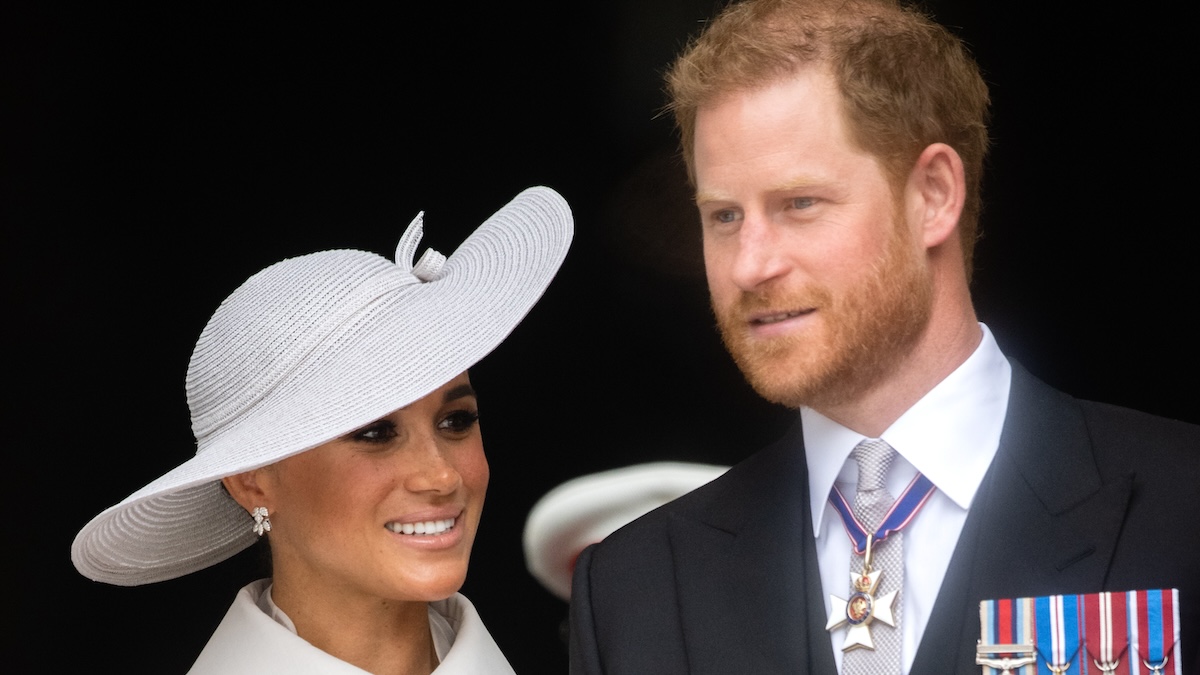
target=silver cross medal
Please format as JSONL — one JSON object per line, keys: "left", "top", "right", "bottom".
{"left": 825, "top": 534, "right": 899, "bottom": 651}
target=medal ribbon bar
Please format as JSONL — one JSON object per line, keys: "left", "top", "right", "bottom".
{"left": 1131, "top": 589, "right": 1179, "bottom": 674}
{"left": 1084, "top": 591, "right": 1129, "bottom": 674}
{"left": 978, "top": 596, "right": 1036, "bottom": 675}
{"left": 977, "top": 589, "right": 1180, "bottom": 675}
{"left": 1035, "top": 594, "right": 1082, "bottom": 674}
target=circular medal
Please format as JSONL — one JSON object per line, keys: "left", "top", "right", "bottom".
{"left": 846, "top": 590, "right": 874, "bottom": 625}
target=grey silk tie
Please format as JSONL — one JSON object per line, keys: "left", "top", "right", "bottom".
{"left": 842, "top": 439, "right": 903, "bottom": 675}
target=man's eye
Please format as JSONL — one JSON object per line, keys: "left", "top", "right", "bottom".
{"left": 438, "top": 410, "right": 480, "bottom": 434}
{"left": 714, "top": 209, "right": 739, "bottom": 223}
{"left": 790, "top": 197, "right": 816, "bottom": 210}
{"left": 351, "top": 421, "right": 397, "bottom": 444}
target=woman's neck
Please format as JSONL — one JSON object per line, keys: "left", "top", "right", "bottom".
{"left": 270, "top": 577, "right": 439, "bottom": 675}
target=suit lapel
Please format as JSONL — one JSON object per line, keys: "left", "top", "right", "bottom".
{"left": 911, "top": 361, "right": 1133, "bottom": 673}
{"left": 665, "top": 420, "right": 837, "bottom": 674}
{"left": 654, "top": 362, "right": 1132, "bottom": 673}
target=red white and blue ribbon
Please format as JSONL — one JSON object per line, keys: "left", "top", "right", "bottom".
{"left": 828, "top": 473, "right": 936, "bottom": 555}
{"left": 979, "top": 596, "right": 1037, "bottom": 675}
{"left": 1129, "top": 588, "right": 1180, "bottom": 674}
{"left": 978, "top": 589, "right": 1181, "bottom": 675}
{"left": 1035, "top": 594, "right": 1082, "bottom": 674}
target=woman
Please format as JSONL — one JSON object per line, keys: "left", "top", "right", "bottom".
{"left": 72, "top": 186, "right": 573, "bottom": 674}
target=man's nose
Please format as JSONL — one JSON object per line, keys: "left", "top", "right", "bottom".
{"left": 727, "top": 214, "right": 789, "bottom": 291}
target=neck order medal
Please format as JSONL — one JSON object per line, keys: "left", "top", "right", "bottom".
{"left": 826, "top": 535, "right": 899, "bottom": 651}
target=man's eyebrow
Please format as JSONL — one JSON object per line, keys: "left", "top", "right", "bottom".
{"left": 695, "top": 177, "right": 826, "bottom": 205}
{"left": 775, "top": 176, "right": 823, "bottom": 191}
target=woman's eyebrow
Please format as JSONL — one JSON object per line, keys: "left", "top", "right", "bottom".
{"left": 443, "top": 384, "right": 477, "bottom": 403}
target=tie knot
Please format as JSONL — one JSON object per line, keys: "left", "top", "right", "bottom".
{"left": 852, "top": 439, "right": 895, "bottom": 492}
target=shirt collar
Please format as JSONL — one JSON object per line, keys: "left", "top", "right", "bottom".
{"left": 803, "top": 323, "right": 1011, "bottom": 535}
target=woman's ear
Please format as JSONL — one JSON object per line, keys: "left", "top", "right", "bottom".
{"left": 222, "top": 468, "right": 272, "bottom": 514}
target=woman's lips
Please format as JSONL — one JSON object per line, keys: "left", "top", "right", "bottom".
{"left": 384, "top": 517, "right": 456, "bottom": 535}
{"left": 383, "top": 511, "right": 468, "bottom": 551}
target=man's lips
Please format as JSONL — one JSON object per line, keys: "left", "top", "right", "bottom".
{"left": 749, "top": 308, "right": 815, "bottom": 326}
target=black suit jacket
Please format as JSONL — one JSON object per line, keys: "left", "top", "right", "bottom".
{"left": 569, "top": 362, "right": 1200, "bottom": 674}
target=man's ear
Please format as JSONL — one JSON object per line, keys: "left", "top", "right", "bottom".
{"left": 907, "top": 142, "right": 966, "bottom": 249}
{"left": 222, "top": 468, "right": 273, "bottom": 514}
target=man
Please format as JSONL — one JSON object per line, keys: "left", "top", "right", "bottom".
{"left": 568, "top": 1, "right": 1199, "bottom": 673}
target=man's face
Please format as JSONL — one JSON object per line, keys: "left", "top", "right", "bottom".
{"left": 694, "top": 67, "right": 932, "bottom": 410}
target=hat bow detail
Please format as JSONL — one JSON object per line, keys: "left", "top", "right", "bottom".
{"left": 395, "top": 212, "right": 447, "bottom": 282}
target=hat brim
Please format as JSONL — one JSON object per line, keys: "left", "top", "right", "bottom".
{"left": 522, "top": 462, "right": 730, "bottom": 601}
{"left": 73, "top": 186, "right": 573, "bottom": 585}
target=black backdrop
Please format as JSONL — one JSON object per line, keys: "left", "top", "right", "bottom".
{"left": 5, "top": 2, "right": 1195, "bottom": 673}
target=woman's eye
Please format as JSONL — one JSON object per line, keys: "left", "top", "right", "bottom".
{"left": 438, "top": 409, "right": 480, "bottom": 434}
{"left": 351, "top": 420, "right": 397, "bottom": 444}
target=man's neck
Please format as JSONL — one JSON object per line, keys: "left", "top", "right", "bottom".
{"left": 816, "top": 312, "right": 982, "bottom": 438}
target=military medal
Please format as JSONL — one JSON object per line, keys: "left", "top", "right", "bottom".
{"left": 825, "top": 473, "right": 935, "bottom": 652}
{"left": 1083, "top": 591, "right": 1128, "bottom": 675}
{"left": 1034, "top": 594, "right": 1082, "bottom": 674}
{"left": 1131, "top": 589, "right": 1180, "bottom": 675}
{"left": 978, "top": 589, "right": 1181, "bottom": 675}
{"left": 977, "top": 596, "right": 1036, "bottom": 675}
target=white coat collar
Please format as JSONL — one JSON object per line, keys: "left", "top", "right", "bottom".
{"left": 188, "top": 579, "right": 515, "bottom": 674}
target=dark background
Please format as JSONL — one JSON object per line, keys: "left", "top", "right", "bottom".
{"left": 5, "top": 2, "right": 1195, "bottom": 672}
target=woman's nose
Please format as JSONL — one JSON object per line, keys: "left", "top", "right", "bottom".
{"left": 402, "top": 439, "right": 463, "bottom": 495}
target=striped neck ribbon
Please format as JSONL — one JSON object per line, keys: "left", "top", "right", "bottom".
{"left": 828, "top": 472, "right": 936, "bottom": 556}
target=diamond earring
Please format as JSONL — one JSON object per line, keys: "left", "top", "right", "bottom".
{"left": 251, "top": 507, "right": 271, "bottom": 537}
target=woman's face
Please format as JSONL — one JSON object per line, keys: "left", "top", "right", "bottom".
{"left": 251, "top": 371, "right": 488, "bottom": 604}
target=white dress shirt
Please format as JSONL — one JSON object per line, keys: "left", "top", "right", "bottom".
{"left": 804, "top": 323, "right": 1012, "bottom": 674}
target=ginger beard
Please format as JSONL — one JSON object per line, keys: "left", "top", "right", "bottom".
{"left": 713, "top": 207, "right": 933, "bottom": 411}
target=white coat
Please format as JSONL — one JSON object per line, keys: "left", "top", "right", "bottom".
{"left": 189, "top": 580, "right": 516, "bottom": 674}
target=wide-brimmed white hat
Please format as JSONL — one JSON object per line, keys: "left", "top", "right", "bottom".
{"left": 73, "top": 186, "right": 574, "bottom": 586}
{"left": 522, "top": 461, "right": 729, "bottom": 601}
